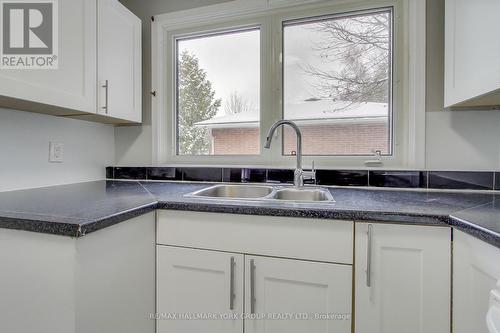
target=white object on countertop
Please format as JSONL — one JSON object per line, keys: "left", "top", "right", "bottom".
{"left": 488, "top": 280, "right": 500, "bottom": 333}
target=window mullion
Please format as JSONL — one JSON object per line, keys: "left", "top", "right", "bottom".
{"left": 269, "top": 14, "right": 291, "bottom": 168}
{"left": 260, "top": 15, "right": 282, "bottom": 166}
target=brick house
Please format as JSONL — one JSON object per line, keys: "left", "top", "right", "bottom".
{"left": 195, "top": 100, "right": 390, "bottom": 155}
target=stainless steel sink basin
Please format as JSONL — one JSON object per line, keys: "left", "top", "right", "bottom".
{"left": 185, "top": 184, "right": 334, "bottom": 203}
{"left": 186, "top": 184, "right": 274, "bottom": 199}
{"left": 271, "top": 187, "right": 334, "bottom": 202}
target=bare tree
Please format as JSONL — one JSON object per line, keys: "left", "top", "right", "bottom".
{"left": 303, "top": 11, "right": 391, "bottom": 109}
{"left": 224, "top": 91, "right": 254, "bottom": 115}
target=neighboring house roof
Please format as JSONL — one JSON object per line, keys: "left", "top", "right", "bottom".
{"left": 195, "top": 100, "right": 389, "bottom": 129}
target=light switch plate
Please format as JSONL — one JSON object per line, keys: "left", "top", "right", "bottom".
{"left": 49, "top": 142, "right": 64, "bottom": 163}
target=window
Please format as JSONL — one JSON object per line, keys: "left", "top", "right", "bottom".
{"left": 175, "top": 28, "right": 260, "bottom": 155}
{"left": 153, "top": 0, "right": 419, "bottom": 167}
{"left": 283, "top": 9, "right": 393, "bottom": 156}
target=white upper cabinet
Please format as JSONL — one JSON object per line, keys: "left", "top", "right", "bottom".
{"left": 98, "top": 0, "right": 142, "bottom": 123}
{"left": 0, "top": 0, "right": 141, "bottom": 124}
{"left": 444, "top": 0, "right": 500, "bottom": 108}
{"left": 0, "top": 0, "right": 96, "bottom": 114}
{"left": 453, "top": 230, "right": 500, "bottom": 333}
{"left": 355, "top": 223, "right": 451, "bottom": 333}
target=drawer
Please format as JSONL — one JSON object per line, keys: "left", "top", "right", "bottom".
{"left": 157, "top": 210, "right": 353, "bottom": 264}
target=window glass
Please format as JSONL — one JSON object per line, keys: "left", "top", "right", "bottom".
{"left": 176, "top": 29, "right": 260, "bottom": 155}
{"left": 283, "top": 10, "right": 393, "bottom": 156}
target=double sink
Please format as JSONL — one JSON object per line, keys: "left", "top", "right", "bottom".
{"left": 184, "top": 120, "right": 336, "bottom": 203}
{"left": 185, "top": 184, "right": 334, "bottom": 202}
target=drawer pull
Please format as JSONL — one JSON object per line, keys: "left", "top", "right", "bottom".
{"left": 366, "top": 224, "right": 373, "bottom": 287}
{"left": 250, "top": 259, "right": 256, "bottom": 314}
{"left": 229, "top": 257, "right": 235, "bottom": 310}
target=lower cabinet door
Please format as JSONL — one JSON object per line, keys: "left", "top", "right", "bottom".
{"left": 355, "top": 223, "right": 451, "bottom": 333}
{"left": 156, "top": 246, "right": 244, "bottom": 333}
{"left": 453, "top": 230, "right": 500, "bottom": 333}
{"left": 244, "top": 255, "right": 352, "bottom": 333}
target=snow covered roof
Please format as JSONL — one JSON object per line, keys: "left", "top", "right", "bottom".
{"left": 195, "top": 100, "right": 389, "bottom": 129}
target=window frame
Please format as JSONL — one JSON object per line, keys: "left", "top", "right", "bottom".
{"left": 151, "top": 0, "right": 426, "bottom": 168}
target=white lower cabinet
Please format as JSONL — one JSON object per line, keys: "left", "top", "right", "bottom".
{"left": 453, "top": 230, "right": 500, "bottom": 333}
{"left": 0, "top": 212, "right": 156, "bottom": 333}
{"left": 156, "top": 246, "right": 244, "bottom": 333}
{"left": 156, "top": 211, "right": 354, "bottom": 333}
{"left": 156, "top": 212, "right": 455, "bottom": 333}
{"left": 244, "top": 255, "right": 352, "bottom": 333}
{"left": 156, "top": 246, "right": 352, "bottom": 333}
{"left": 355, "top": 223, "right": 451, "bottom": 333}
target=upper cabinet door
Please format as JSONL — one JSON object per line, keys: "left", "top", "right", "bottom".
{"left": 355, "top": 223, "right": 451, "bottom": 333}
{"left": 444, "top": 0, "right": 500, "bottom": 108}
{"left": 0, "top": 0, "right": 96, "bottom": 113}
{"left": 157, "top": 245, "right": 244, "bottom": 333}
{"left": 98, "top": 0, "right": 142, "bottom": 123}
{"left": 244, "top": 255, "right": 352, "bottom": 333}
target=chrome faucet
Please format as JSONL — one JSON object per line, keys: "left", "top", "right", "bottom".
{"left": 264, "top": 120, "right": 315, "bottom": 188}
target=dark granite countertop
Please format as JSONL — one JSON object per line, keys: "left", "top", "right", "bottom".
{"left": 450, "top": 200, "right": 500, "bottom": 248}
{"left": 0, "top": 181, "right": 157, "bottom": 237}
{"left": 142, "top": 182, "right": 492, "bottom": 225}
{"left": 0, "top": 180, "right": 499, "bottom": 248}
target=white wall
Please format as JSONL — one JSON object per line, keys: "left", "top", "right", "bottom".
{"left": 424, "top": 0, "right": 500, "bottom": 170}
{"left": 0, "top": 109, "right": 114, "bottom": 192}
{"left": 426, "top": 111, "right": 500, "bottom": 171}
{"left": 116, "top": 0, "right": 500, "bottom": 171}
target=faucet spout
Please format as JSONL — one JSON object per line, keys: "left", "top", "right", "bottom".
{"left": 264, "top": 120, "right": 303, "bottom": 187}
{"left": 264, "top": 137, "right": 272, "bottom": 149}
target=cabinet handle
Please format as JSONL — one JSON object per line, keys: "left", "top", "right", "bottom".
{"left": 229, "top": 257, "right": 235, "bottom": 310}
{"left": 250, "top": 259, "right": 256, "bottom": 314}
{"left": 101, "top": 80, "right": 109, "bottom": 114}
{"left": 366, "top": 224, "right": 373, "bottom": 287}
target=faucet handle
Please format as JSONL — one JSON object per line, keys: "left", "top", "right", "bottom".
{"left": 311, "top": 160, "right": 316, "bottom": 181}
{"left": 303, "top": 160, "right": 316, "bottom": 184}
